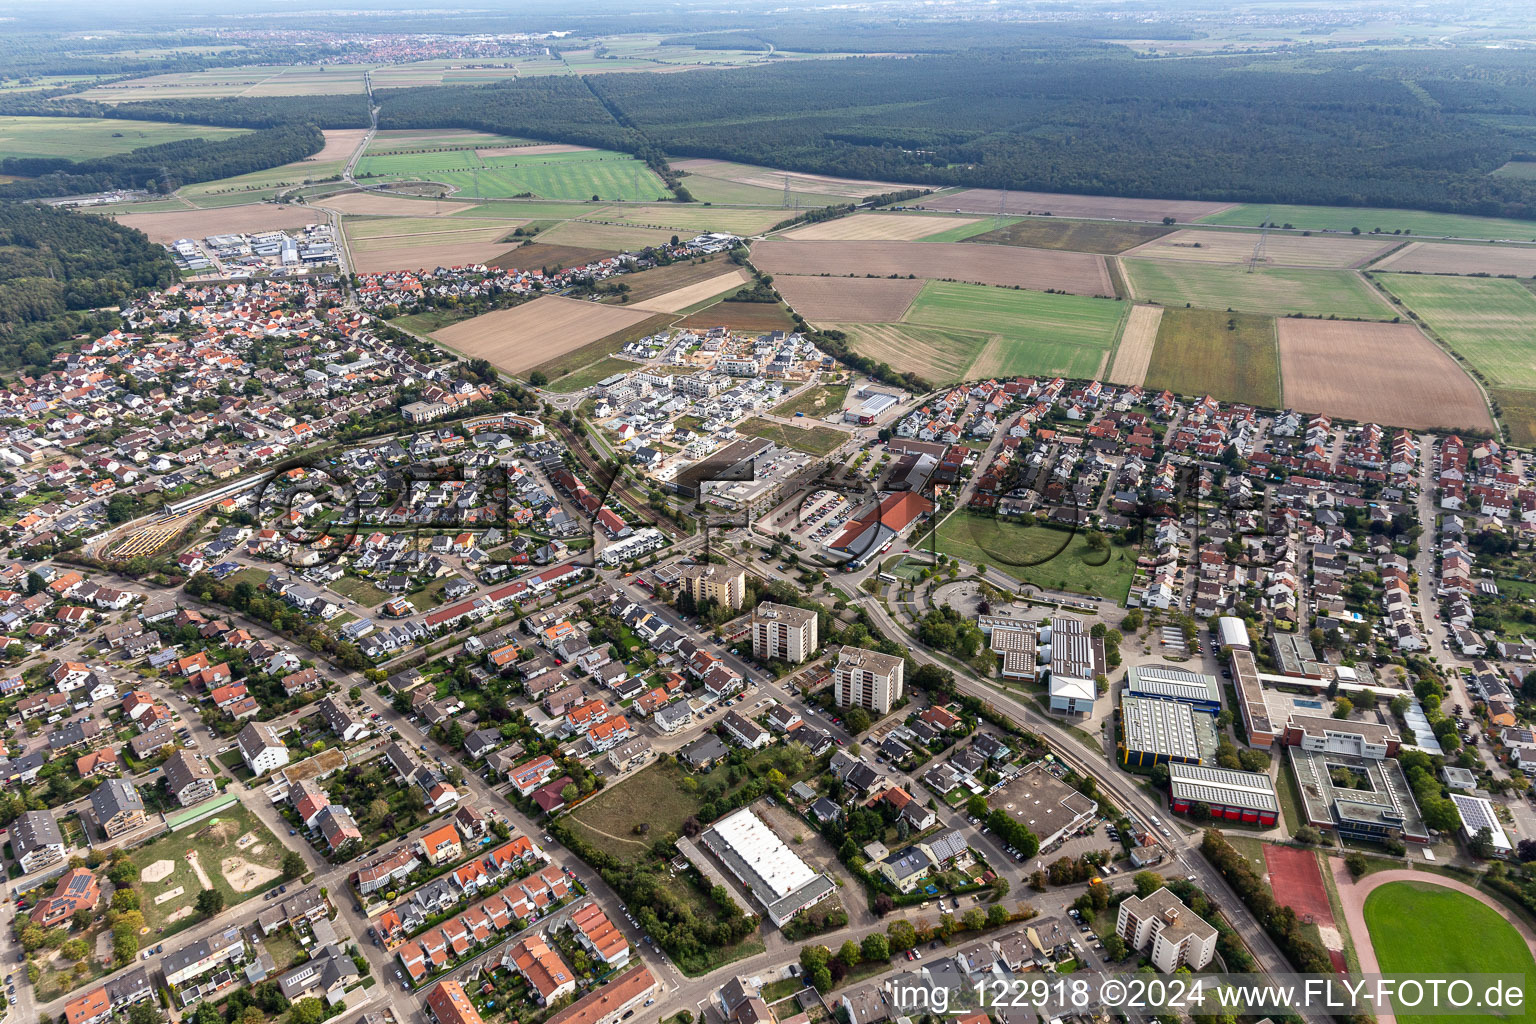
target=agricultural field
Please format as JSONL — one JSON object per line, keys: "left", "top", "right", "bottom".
{"left": 902, "top": 280, "right": 1126, "bottom": 378}
{"left": 671, "top": 157, "right": 913, "bottom": 207}
{"left": 535, "top": 220, "right": 678, "bottom": 250}
{"left": 1201, "top": 203, "right": 1536, "bottom": 241}
{"left": 677, "top": 301, "right": 797, "bottom": 333}
{"left": 174, "top": 128, "right": 362, "bottom": 201}
{"left": 344, "top": 217, "right": 526, "bottom": 274}
{"left": 0, "top": 116, "right": 245, "bottom": 160}
{"left": 491, "top": 243, "right": 617, "bottom": 271}
{"left": 1142, "top": 309, "right": 1282, "bottom": 408}
{"left": 921, "top": 188, "right": 1235, "bottom": 223}
{"left": 1362, "top": 882, "right": 1534, "bottom": 1024}
{"left": 318, "top": 193, "right": 481, "bottom": 218}
{"left": 1491, "top": 389, "right": 1536, "bottom": 447}
{"left": 610, "top": 257, "right": 730, "bottom": 303}
{"left": 1123, "top": 229, "right": 1391, "bottom": 268}
{"left": 960, "top": 218, "right": 1173, "bottom": 254}
{"left": 355, "top": 145, "right": 670, "bottom": 202}
{"left": 824, "top": 324, "right": 992, "bottom": 387}
{"left": 1377, "top": 274, "right": 1536, "bottom": 389}
{"left": 1122, "top": 260, "right": 1395, "bottom": 319}
{"left": 1493, "top": 161, "right": 1536, "bottom": 180}
{"left": 751, "top": 239, "right": 1115, "bottom": 295}
{"left": 774, "top": 276, "right": 925, "bottom": 323}
{"left": 735, "top": 418, "right": 850, "bottom": 456}
{"left": 632, "top": 269, "right": 751, "bottom": 314}
{"left": 98, "top": 204, "right": 323, "bottom": 244}
{"left": 81, "top": 65, "right": 368, "bottom": 101}
{"left": 524, "top": 313, "right": 676, "bottom": 390}
{"left": 129, "top": 805, "right": 291, "bottom": 936}
{"left": 432, "top": 295, "right": 654, "bottom": 377}
{"left": 1371, "top": 240, "right": 1536, "bottom": 277}
{"left": 922, "top": 513, "right": 1137, "bottom": 601}
{"left": 781, "top": 213, "right": 981, "bottom": 241}
{"left": 1105, "top": 305, "right": 1164, "bottom": 386}
{"left": 575, "top": 204, "right": 787, "bottom": 236}
{"left": 366, "top": 62, "right": 526, "bottom": 88}
{"left": 363, "top": 128, "right": 535, "bottom": 156}
{"left": 1276, "top": 319, "right": 1492, "bottom": 431}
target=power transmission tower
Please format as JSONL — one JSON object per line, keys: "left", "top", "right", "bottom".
{"left": 783, "top": 172, "right": 792, "bottom": 210}
{"left": 1246, "top": 220, "right": 1270, "bottom": 273}
{"left": 995, "top": 187, "right": 1008, "bottom": 229}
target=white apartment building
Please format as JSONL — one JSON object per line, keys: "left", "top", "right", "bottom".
{"left": 752, "top": 602, "right": 818, "bottom": 664}
{"left": 833, "top": 648, "right": 905, "bottom": 715}
{"left": 1115, "top": 887, "right": 1216, "bottom": 973}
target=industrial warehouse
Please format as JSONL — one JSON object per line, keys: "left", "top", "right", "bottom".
{"left": 696, "top": 808, "right": 836, "bottom": 928}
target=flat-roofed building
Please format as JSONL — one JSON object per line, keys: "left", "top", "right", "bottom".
{"left": 1287, "top": 746, "right": 1428, "bottom": 843}
{"left": 1116, "top": 887, "right": 1216, "bottom": 973}
{"left": 698, "top": 807, "right": 836, "bottom": 928}
{"left": 1167, "top": 763, "right": 1278, "bottom": 826}
{"left": 1124, "top": 664, "right": 1222, "bottom": 712}
{"left": 834, "top": 647, "right": 904, "bottom": 715}
{"left": 680, "top": 565, "right": 746, "bottom": 612}
{"left": 1041, "top": 617, "right": 1103, "bottom": 714}
{"left": 1229, "top": 648, "right": 1275, "bottom": 746}
{"left": 1119, "top": 695, "right": 1217, "bottom": 768}
{"left": 986, "top": 761, "right": 1097, "bottom": 848}
{"left": 752, "top": 602, "right": 818, "bottom": 665}
{"left": 1282, "top": 714, "right": 1399, "bottom": 759}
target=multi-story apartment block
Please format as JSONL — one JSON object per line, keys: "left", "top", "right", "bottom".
{"left": 1115, "top": 887, "right": 1216, "bottom": 973}
{"left": 833, "top": 648, "right": 905, "bottom": 715}
{"left": 751, "top": 602, "right": 818, "bottom": 665}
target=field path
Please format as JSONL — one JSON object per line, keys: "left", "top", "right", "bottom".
{"left": 571, "top": 820, "right": 649, "bottom": 849}
{"left": 1114, "top": 257, "right": 1135, "bottom": 299}
{"left": 1106, "top": 305, "right": 1162, "bottom": 386}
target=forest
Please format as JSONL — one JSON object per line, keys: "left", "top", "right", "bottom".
{"left": 0, "top": 202, "right": 175, "bottom": 369}
{"left": 0, "top": 123, "right": 325, "bottom": 199}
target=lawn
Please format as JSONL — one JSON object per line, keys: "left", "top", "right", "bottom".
{"left": 330, "top": 574, "right": 391, "bottom": 607}
{"left": 773, "top": 385, "right": 849, "bottom": 419}
{"left": 1201, "top": 203, "right": 1536, "bottom": 242}
{"left": 923, "top": 513, "right": 1137, "bottom": 601}
{"left": 736, "top": 418, "right": 850, "bottom": 456}
{"left": 392, "top": 309, "right": 478, "bottom": 335}
{"left": 1363, "top": 881, "right": 1535, "bottom": 1024}
{"left": 563, "top": 760, "right": 706, "bottom": 865}
{"left": 355, "top": 147, "right": 670, "bottom": 202}
{"left": 1377, "top": 274, "right": 1536, "bottom": 390}
{"left": 128, "top": 804, "right": 293, "bottom": 938}
{"left": 1123, "top": 260, "right": 1395, "bottom": 319}
{"left": 0, "top": 116, "right": 243, "bottom": 160}
{"left": 903, "top": 280, "right": 1125, "bottom": 379}
{"left": 1142, "top": 309, "right": 1281, "bottom": 407}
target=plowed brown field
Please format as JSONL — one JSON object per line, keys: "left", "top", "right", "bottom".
{"left": 431, "top": 295, "right": 652, "bottom": 375}
{"left": 775, "top": 276, "right": 925, "bottom": 323}
{"left": 751, "top": 240, "right": 1112, "bottom": 295}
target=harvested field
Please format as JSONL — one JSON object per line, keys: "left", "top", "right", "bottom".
{"left": 826, "top": 323, "right": 991, "bottom": 387}
{"left": 1144, "top": 309, "right": 1281, "bottom": 408}
{"left": 781, "top": 213, "right": 980, "bottom": 242}
{"left": 579, "top": 204, "right": 786, "bottom": 236}
{"left": 1106, "top": 305, "right": 1164, "bottom": 386}
{"left": 632, "top": 269, "right": 751, "bottom": 313}
{"left": 476, "top": 143, "right": 590, "bottom": 157}
{"left": 1122, "top": 260, "right": 1395, "bottom": 319}
{"left": 491, "top": 243, "right": 616, "bottom": 271}
{"left": 1277, "top": 319, "right": 1491, "bottom": 431}
{"left": 1372, "top": 241, "right": 1536, "bottom": 277}
{"left": 775, "top": 276, "right": 924, "bottom": 323}
{"left": 435, "top": 296, "right": 653, "bottom": 376}
{"left": 751, "top": 240, "right": 1114, "bottom": 295}
{"left": 318, "top": 192, "right": 480, "bottom": 217}
{"left": 961, "top": 219, "right": 1172, "bottom": 254}
{"left": 672, "top": 158, "right": 911, "bottom": 200}
{"left": 921, "top": 189, "right": 1235, "bottom": 223}
{"left": 612, "top": 257, "right": 728, "bottom": 303}
{"left": 537, "top": 220, "right": 677, "bottom": 250}
{"left": 1124, "top": 229, "right": 1392, "bottom": 268}
{"left": 102, "top": 204, "right": 321, "bottom": 243}
{"left": 531, "top": 314, "right": 677, "bottom": 391}
{"left": 309, "top": 128, "right": 370, "bottom": 163}
{"left": 677, "top": 301, "right": 797, "bottom": 333}
{"left": 351, "top": 241, "right": 511, "bottom": 274}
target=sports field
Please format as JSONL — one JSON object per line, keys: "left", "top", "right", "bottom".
{"left": 1277, "top": 319, "right": 1492, "bottom": 431}
{"left": 903, "top": 281, "right": 1126, "bottom": 378}
{"left": 1201, "top": 203, "right": 1536, "bottom": 242}
{"left": 923, "top": 513, "right": 1136, "bottom": 600}
{"left": 1377, "top": 274, "right": 1536, "bottom": 389}
{"left": 1362, "top": 881, "right": 1534, "bottom": 1024}
{"left": 0, "top": 115, "right": 245, "bottom": 159}
{"left": 1122, "top": 260, "right": 1395, "bottom": 319}
{"left": 1143, "top": 309, "right": 1281, "bottom": 408}
{"left": 355, "top": 146, "right": 670, "bottom": 202}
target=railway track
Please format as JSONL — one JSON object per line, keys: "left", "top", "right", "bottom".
{"left": 553, "top": 423, "right": 685, "bottom": 539}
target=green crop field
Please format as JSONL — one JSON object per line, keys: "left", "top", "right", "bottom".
{"left": 355, "top": 146, "right": 670, "bottom": 202}
{"left": 1143, "top": 309, "right": 1281, "bottom": 407}
{"left": 1123, "top": 260, "right": 1394, "bottom": 319}
{"left": 903, "top": 280, "right": 1126, "bottom": 379}
{"left": 0, "top": 116, "right": 245, "bottom": 160}
{"left": 1377, "top": 274, "right": 1536, "bottom": 389}
{"left": 962, "top": 218, "right": 1174, "bottom": 254}
{"left": 1491, "top": 389, "right": 1536, "bottom": 447}
{"left": 1202, "top": 203, "right": 1536, "bottom": 242}
{"left": 922, "top": 513, "right": 1137, "bottom": 601}
{"left": 1363, "top": 881, "right": 1534, "bottom": 1024}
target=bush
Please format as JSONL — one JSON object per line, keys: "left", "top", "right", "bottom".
{"left": 1345, "top": 852, "right": 1368, "bottom": 879}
